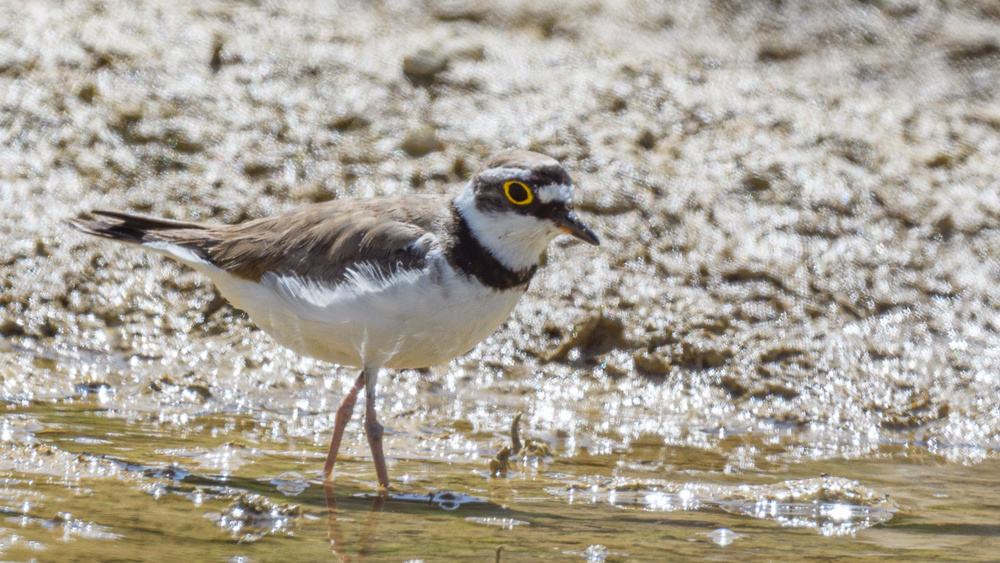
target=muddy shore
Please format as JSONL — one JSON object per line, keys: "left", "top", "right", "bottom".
{"left": 2, "top": 0, "right": 1000, "bottom": 483}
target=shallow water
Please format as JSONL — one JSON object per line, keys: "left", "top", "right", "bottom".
{"left": 0, "top": 392, "right": 996, "bottom": 561}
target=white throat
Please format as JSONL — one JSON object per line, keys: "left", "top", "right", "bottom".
{"left": 454, "top": 183, "right": 558, "bottom": 272}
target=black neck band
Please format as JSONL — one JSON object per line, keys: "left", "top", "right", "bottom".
{"left": 446, "top": 204, "right": 537, "bottom": 291}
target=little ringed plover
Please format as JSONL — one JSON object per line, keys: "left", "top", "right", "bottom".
{"left": 68, "top": 150, "right": 600, "bottom": 490}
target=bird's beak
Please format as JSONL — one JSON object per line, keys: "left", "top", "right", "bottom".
{"left": 554, "top": 210, "right": 600, "bottom": 246}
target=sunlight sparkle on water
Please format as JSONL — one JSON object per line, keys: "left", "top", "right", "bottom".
{"left": 465, "top": 516, "right": 529, "bottom": 529}
{"left": 824, "top": 503, "right": 854, "bottom": 522}
{"left": 706, "top": 528, "right": 742, "bottom": 546}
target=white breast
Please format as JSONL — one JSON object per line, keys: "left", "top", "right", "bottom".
{"left": 200, "top": 250, "right": 526, "bottom": 369}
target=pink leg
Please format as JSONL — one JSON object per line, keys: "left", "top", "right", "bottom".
{"left": 363, "top": 367, "right": 390, "bottom": 491}
{"left": 323, "top": 372, "right": 365, "bottom": 481}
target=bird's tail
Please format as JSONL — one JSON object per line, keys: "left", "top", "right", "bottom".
{"left": 66, "top": 210, "right": 208, "bottom": 245}
{"left": 66, "top": 210, "right": 223, "bottom": 270}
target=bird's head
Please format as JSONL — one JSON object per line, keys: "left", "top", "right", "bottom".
{"left": 454, "top": 150, "right": 600, "bottom": 271}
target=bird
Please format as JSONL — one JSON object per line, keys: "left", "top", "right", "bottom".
{"left": 67, "top": 150, "right": 600, "bottom": 490}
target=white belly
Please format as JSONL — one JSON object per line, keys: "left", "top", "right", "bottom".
{"left": 203, "top": 254, "right": 525, "bottom": 369}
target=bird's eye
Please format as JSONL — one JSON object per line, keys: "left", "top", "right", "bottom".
{"left": 504, "top": 181, "right": 533, "bottom": 205}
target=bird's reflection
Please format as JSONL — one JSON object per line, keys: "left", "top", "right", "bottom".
{"left": 323, "top": 481, "right": 488, "bottom": 559}
{"left": 325, "top": 483, "right": 385, "bottom": 561}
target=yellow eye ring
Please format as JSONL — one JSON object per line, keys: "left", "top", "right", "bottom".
{"left": 504, "top": 181, "right": 533, "bottom": 205}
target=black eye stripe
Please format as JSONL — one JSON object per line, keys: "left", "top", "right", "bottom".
{"left": 534, "top": 201, "right": 567, "bottom": 219}
{"left": 475, "top": 175, "right": 575, "bottom": 213}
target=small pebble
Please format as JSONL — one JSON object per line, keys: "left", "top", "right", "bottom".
{"left": 401, "top": 125, "right": 444, "bottom": 157}
{"left": 403, "top": 48, "right": 449, "bottom": 85}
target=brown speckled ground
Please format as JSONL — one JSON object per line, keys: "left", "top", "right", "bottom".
{"left": 2, "top": 0, "right": 1000, "bottom": 475}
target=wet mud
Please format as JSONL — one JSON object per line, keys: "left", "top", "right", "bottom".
{"left": 2, "top": 0, "right": 1000, "bottom": 559}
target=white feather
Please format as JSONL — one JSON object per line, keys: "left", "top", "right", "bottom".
{"left": 142, "top": 241, "right": 211, "bottom": 267}
{"left": 454, "top": 183, "right": 559, "bottom": 271}
{"left": 475, "top": 167, "right": 532, "bottom": 184}
{"left": 197, "top": 249, "right": 525, "bottom": 370}
{"left": 537, "top": 183, "right": 574, "bottom": 204}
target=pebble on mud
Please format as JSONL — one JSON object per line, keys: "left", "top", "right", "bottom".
{"left": 400, "top": 125, "right": 444, "bottom": 157}
{"left": 76, "top": 82, "right": 98, "bottom": 104}
{"left": 757, "top": 43, "right": 804, "bottom": 62}
{"left": 431, "top": 0, "right": 489, "bottom": 22}
{"left": 325, "top": 111, "right": 371, "bottom": 132}
{"left": 403, "top": 48, "right": 450, "bottom": 85}
{"left": 636, "top": 128, "right": 657, "bottom": 150}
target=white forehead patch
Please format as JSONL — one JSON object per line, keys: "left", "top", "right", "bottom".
{"left": 537, "top": 183, "right": 574, "bottom": 204}
{"left": 476, "top": 167, "right": 532, "bottom": 184}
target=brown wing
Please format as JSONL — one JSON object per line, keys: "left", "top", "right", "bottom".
{"left": 210, "top": 195, "right": 448, "bottom": 283}
{"left": 69, "top": 194, "right": 451, "bottom": 285}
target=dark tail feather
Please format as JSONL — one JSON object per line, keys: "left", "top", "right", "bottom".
{"left": 66, "top": 210, "right": 208, "bottom": 245}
